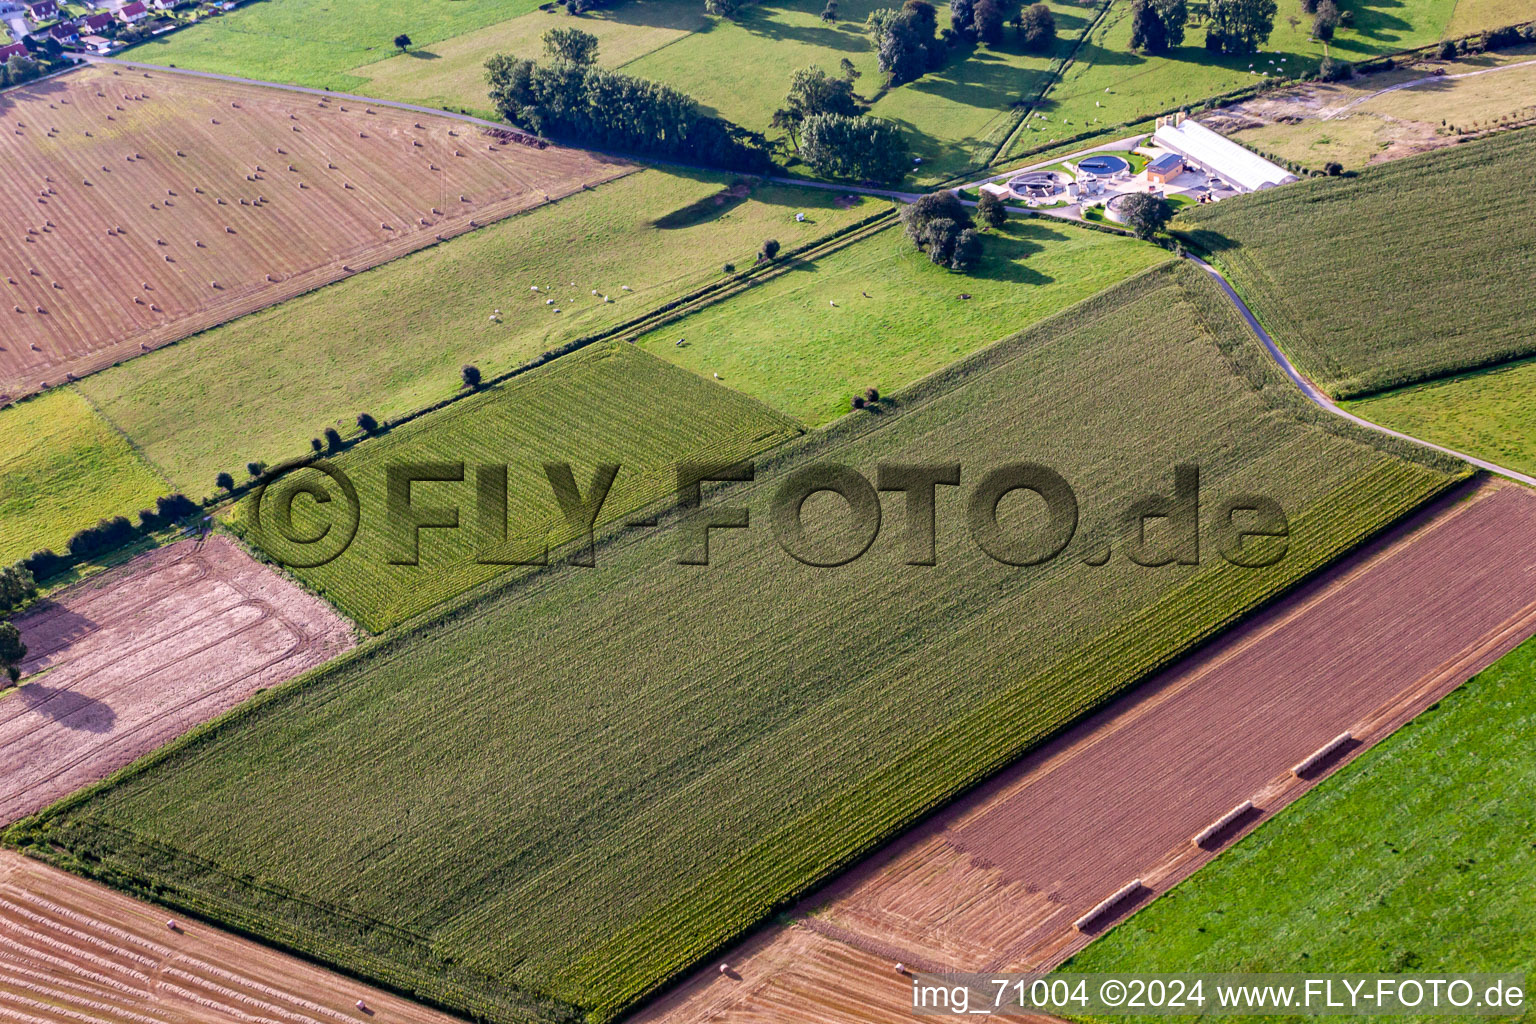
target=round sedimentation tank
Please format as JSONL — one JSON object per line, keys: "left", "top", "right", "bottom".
{"left": 1006, "top": 170, "right": 1066, "bottom": 198}
{"left": 1076, "top": 154, "right": 1131, "bottom": 177}
{"left": 1105, "top": 192, "right": 1136, "bottom": 224}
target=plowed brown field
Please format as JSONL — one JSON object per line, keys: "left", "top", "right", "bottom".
{"left": 636, "top": 479, "right": 1536, "bottom": 1024}
{"left": 0, "top": 850, "right": 463, "bottom": 1024}
{"left": 0, "top": 65, "right": 630, "bottom": 402}
{"left": 1, "top": 534, "right": 353, "bottom": 825}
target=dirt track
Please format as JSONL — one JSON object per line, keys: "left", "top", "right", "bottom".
{"left": 0, "top": 849, "right": 462, "bottom": 1024}
{"left": 0, "top": 66, "right": 630, "bottom": 403}
{"left": 0, "top": 534, "right": 353, "bottom": 824}
{"left": 636, "top": 479, "right": 1536, "bottom": 1023}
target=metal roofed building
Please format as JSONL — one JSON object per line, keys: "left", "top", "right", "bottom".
{"left": 1152, "top": 114, "right": 1298, "bottom": 193}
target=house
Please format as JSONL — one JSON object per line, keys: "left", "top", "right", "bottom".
{"left": 118, "top": 0, "right": 147, "bottom": 21}
{"left": 47, "top": 17, "right": 77, "bottom": 40}
{"left": 1152, "top": 113, "right": 1299, "bottom": 193}
{"left": 1145, "top": 151, "right": 1184, "bottom": 186}
{"left": 81, "top": 11, "right": 112, "bottom": 31}
{"left": 0, "top": 39, "right": 28, "bottom": 59}
{"left": 25, "top": 0, "right": 56, "bottom": 21}
{"left": 149, "top": 0, "right": 176, "bottom": 11}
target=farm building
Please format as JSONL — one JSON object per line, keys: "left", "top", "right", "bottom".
{"left": 1146, "top": 151, "right": 1185, "bottom": 186}
{"left": 1153, "top": 114, "right": 1298, "bottom": 193}
{"left": 118, "top": 1, "right": 147, "bottom": 22}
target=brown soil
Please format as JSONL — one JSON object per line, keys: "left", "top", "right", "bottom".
{"left": 0, "top": 849, "right": 462, "bottom": 1024}
{"left": 636, "top": 479, "right": 1536, "bottom": 1023}
{"left": 0, "top": 66, "right": 632, "bottom": 404}
{"left": 0, "top": 534, "right": 354, "bottom": 824}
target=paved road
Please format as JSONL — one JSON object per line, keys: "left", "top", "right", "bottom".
{"left": 68, "top": 56, "right": 1536, "bottom": 489}
{"left": 1188, "top": 256, "right": 1536, "bottom": 487}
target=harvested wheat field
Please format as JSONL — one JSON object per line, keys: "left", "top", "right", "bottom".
{"left": 637, "top": 478, "right": 1536, "bottom": 1024}
{"left": 0, "top": 849, "right": 462, "bottom": 1024}
{"left": 0, "top": 534, "right": 352, "bottom": 825}
{"left": 0, "top": 64, "right": 630, "bottom": 403}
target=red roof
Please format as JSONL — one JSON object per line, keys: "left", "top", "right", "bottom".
{"left": 84, "top": 12, "right": 113, "bottom": 29}
{"left": 48, "top": 19, "right": 77, "bottom": 36}
{"left": 0, "top": 42, "right": 28, "bottom": 60}
{"left": 120, "top": 1, "right": 147, "bottom": 14}
{"left": 27, "top": 0, "right": 56, "bottom": 13}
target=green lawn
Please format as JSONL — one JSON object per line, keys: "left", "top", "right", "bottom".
{"left": 9, "top": 263, "right": 1461, "bottom": 1024}
{"left": 1063, "top": 632, "right": 1536, "bottom": 1019}
{"left": 0, "top": 390, "right": 168, "bottom": 565}
{"left": 249, "top": 343, "right": 800, "bottom": 631}
{"left": 72, "top": 170, "right": 878, "bottom": 499}
{"left": 637, "top": 217, "right": 1167, "bottom": 425}
{"left": 1345, "top": 358, "right": 1536, "bottom": 477}
{"left": 1175, "top": 128, "right": 1536, "bottom": 399}
{"left": 1001, "top": 0, "right": 1463, "bottom": 164}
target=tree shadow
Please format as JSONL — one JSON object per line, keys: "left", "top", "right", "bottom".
{"left": 15, "top": 600, "right": 99, "bottom": 673}
{"left": 404, "top": 49, "right": 441, "bottom": 60}
{"left": 13, "top": 683, "right": 116, "bottom": 733}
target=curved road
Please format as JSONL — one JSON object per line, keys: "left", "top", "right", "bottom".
{"left": 1188, "top": 256, "right": 1536, "bottom": 487}
{"left": 69, "top": 57, "right": 1536, "bottom": 489}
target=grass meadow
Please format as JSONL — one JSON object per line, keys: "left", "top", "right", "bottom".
{"left": 70, "top": 170, "right": 875, "bottom": 498}
{"left": 1064, "top": 633, "right": 1536, "bottom": 1011}
{"left": 0, "top": 390, "right": 167, "bottom": 565}
{"left": 1346, "top": 358, "right": 1536, "bottom": 477}
{"left": 999, "top": 0, "right": 1467, "bottom": 164}
{"left": 1228, "top": 46, "right": 1536, "bottom": 170}
{"left": 249, "top": 343, "right": 800, "bottom": 631}
{"left": 10, "top": 263, "right": 1462, "bottom": 1024}
{"left": 636, "top": 217, "right": 1167, "bottom": 424}
{"left": 1176, "top": 128, "right": 1536, "bottom": 399}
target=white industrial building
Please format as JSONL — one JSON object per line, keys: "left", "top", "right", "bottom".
{"left": 1152, "top": 114, "right": 1298, "bottom": 193}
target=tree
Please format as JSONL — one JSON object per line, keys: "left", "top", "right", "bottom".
{"left": 311, "top": 437, "right": 324, "bottom": 452}
{"left": 543, "top": 26, "right": 599, "bottom": 64}
{"left": 1017, "top": 3, "right": 1056, "bottom": 50}
{"left": 1204, "top": 0, "right": 1276, "bottom": 53}
{"left": 0, "top": 622, "right": 26, "bottom": 683}
{"left": 977, "top": 189, "right": 1008, "bottom": 228}
{"left": 393, "top": 33, "right": 412, "bottom": 52}
{"left": 0, "top": 565, "right": 37, "bottom": 617}
{"left": 1317, "top": 54, "right": 1351, "bottom": 80}
{"left": 839, "top": 57, "right": 860, "bottom": 80}
{"left": 6, "top": 54, "right": 40, "bottom": 86}
{"left": 773, "top": 65, "right": 861, "bottom": 148}
{"left": 216, "top": 471, "right": 235, "bottom": 491}
{"left": 973, "top": 0, "right": 1004, "bottom": 45}
{"left": 1437, "top": 38, "right": 1457, "bottom": 59}
{"left": 1130, "top": 0, "right": 1168, "bottom": 51}
{"left": 1153, "top": 0, "right": 1187, "bottom": 45}
{"left": 324, "top": 427, "right": 344, "bottom": 451}
{"left": 462, "top": 364, "right": 483, "bottom": 389}
{"left": 950, "top": 227, "right": 982, "bottom": 271}
{"left": 949, "top": 0, "right": 976, "bottom": 38}
{"left": 1311, "top": 0, "right": 1339, "bottom": 39}
{"left": 1118, "top": 192, "right": 1173, "bottom": 239}
{"left": 867, "top": 2, "right": 942, "bottom": 84}
{"left": 357, "top": 412, "right": 379, "bottom": 432}
{"left": 705, "top": 0, "right": 742, "bottom": 17}
{"left": 1324, "top": 160, "right": 1343, "bottom": 175}
{"left": 900, "top": 190, "right": 973, "bottom": 256}
{"left": 246, "top": 461, "right": 267, "bottom": 477}
{"left": 821, "top": 0, "right": 838, "bottom": 20}
{"left": 759, "top": 238, "right": 781, "bottom": 261}
{"left": 799, "top": 113, "right": 911, "bottom": 183}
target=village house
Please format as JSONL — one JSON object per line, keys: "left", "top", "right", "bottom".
{"left": 47, "top": 17, "right": 77, "bottom": 41}
{"left": 81, "top": 11, "right": 114, "bottom": 33}
{"left": 118, "top": 1, "right": 148, "bottom": 22}
{"left": 25, "top": 0, "right": 57, "bottom": 22}
{"left": 0, "top": 39, "right": 28, "bottom": 60}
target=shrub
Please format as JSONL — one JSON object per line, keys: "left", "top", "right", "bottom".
{"left": 66, "top": 516, "right": 136, "bottom": 559}
{"left": 760, "top": 238, "right": 781, "bottom": 261}
{"left": 357, "top": 412, "right": 379, "bottom": 433}
{"left": 311, "top": 437, "right": 324, "bottom": 452}
{"left": 462, "top": 364, "right": 483, "bottom": 389}
{"left": 22, "top": 550, "right": 66, "bottom": 580}
{"left": 865, "top": 386, "right": 881, "bottom": 402}
{"left": 1437, "top": 38, "right": 1457, "bottom": 59}
{"left": 851, "top": 394, "right": 867, "bottom": 409}
{"left": 324, "top": 427, "right": 344, "bottom": 451}
{"left": 247, "top": 461, "right": 267, "bottom": 477}
{"left": 1324, "top": 160, "right": 1344, "bottom": 175}
{"left": 216, "top": 471, "right": 236, "bottom": 491}
{"left": 977, "top": 190, "right": 1008, "bottom": 229}
{"left": 1317, "top": 55, "right": 1352, "bottom": 81}
{"left": 723, "top": 262, "right": 736, "bottom": 273}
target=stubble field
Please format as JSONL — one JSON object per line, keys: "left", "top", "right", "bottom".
{"left": 0, "top": 64, "right": 628, "bottom": 403}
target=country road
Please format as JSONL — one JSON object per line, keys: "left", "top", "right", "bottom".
{"left": 66, "top": 56, "right": 1536, "bottom": 490}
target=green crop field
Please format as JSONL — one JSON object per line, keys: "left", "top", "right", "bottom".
{"left": 9, "top": 263, "right": 1462, "bottom": 1024}
{"left": 1346, "top": 358, "right": 1536, "bottom": 477}
{"left": 245, "top": 343, "right": 800, "bottom": 631}
{"left": 1175, "top": 128, "right": 1536, "bottom": 400}
{"left": 637, "top": 217, "right": 1166, "bottom": 425}
{"left": 1062, "top": 633, "right": 1536, "bottom": 1017}
{"left": 0, "top": 390, "right": 167, "bottom": 566}
{"left": 68, "top": 170, "right": 875, "bottom": 499}
{"left": 999, "top": 0, "right": 1464, "bottom": 164}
